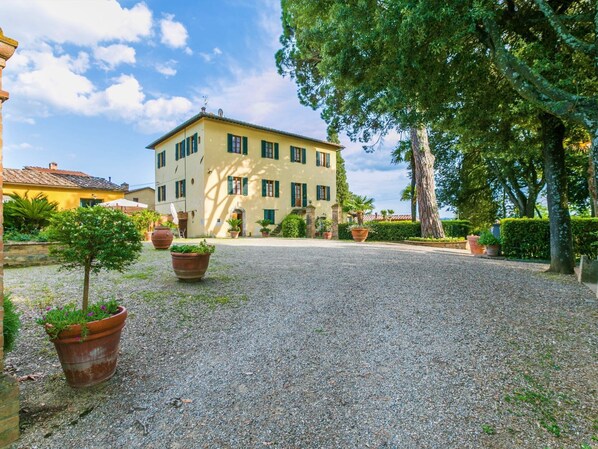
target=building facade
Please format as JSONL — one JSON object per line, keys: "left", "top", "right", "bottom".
{"left": 147, "top": 113, "right": 341, "bottom": 237}
{"left": 125, "top": 187, "right": 155, "bottom": 209}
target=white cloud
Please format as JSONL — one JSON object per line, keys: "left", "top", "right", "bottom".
{"left": 156, "top": 60, "right": 178, "bottom": 77}
{"left": 159, "top": 14, "right": 188, "bottom": 49}
{"left": 1, "top": 0, "right": 152, "bottom": 46}
{"left": 199, "top": 47, "right": 224, "bottom": 63}
{"left": 213, "top": 47, "right": 223, "bottom": 55}
{"left": 94, "top": 44, "right": 136, "bottom": 70}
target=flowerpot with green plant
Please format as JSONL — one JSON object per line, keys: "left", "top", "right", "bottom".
{"left": 170, "top": 240, "right": 216, "bottom": 281}
{"left": 226, "top": 218, "right": 242, "bottom": 238}
{"left": 318, "top": 218, "right": 333, "bottom": 239}
{"left": 345, "top": 194, "right": 375, "bottom": 242}
{"left": 478, "top": 230, "right": 501, "bottom": 257}
{"left": 131, "top": 209, "right": 161, "bottom": 241}
{"left": 37, "top": 207, "right": 142, "bottom": 388}
{"left": 256, "top": 219, "right": 272, "bottom": 237}
{"left": 466, "top": 233, "right": 484, "bottom": 256}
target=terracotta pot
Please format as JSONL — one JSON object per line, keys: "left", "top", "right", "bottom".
{"left": 229, "top": 230, "right": 239, "bottom": 239}
{"left": 151, "top": 226, "right": 173, "bottom": 249}
{"left": 467, "top": 235, "right": 484, "bottom": 256}
{"left": 47, "top": 306, "right": 127, "bottom": 388}
{"left": 144, "top": 231, "right": 152, "bottom": 241}
{"left": 485, "top": 244, "right": 500, "bottom": 257}
{"left": 323, "top": 232, "right": 332, "bottom": 240}
{"left": 171, "top": 252, "right": 211, "bottom": 281}
{"left": 351, "top": 228, "right": 369, "bottom": 242}
{"left": 261, "top": 231, "right": 269, "bottom": 237}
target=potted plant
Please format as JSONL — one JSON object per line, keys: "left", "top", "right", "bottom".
{"left": 478, "top": 230, "right": 501, "bottom": 257}
{"left": 466, "top": 233, "right": 485, "bottom": 256}
{"left": 37, "top": 206, "right": 142, "bottom": 388}
{"left": 131, "top": 209, "right": 161, "bottom": 241}
{"left": 226, "top": 218, "right": 242, "bottom": 238}
{"left": 319, "top": 218, "right": 333, "bottom": 239}
{"left": 256, "top": 219, "right": 272, "bottom": 237}
{"left": 170, "top": 240, "right": 215, "bottom": 282}
{"left": 345, "top": 194, "right": 375, "bottom": 242}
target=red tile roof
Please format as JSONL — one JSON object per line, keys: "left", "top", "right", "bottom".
{"left": 3, "top": 168, "right": 78, "bottom": 187}
{"left": 24, "top": 166, "right": 89, "bottom": 176}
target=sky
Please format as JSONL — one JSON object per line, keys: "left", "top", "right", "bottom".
{"left": 1, "top": 0, "right": 414, "bottom": 213}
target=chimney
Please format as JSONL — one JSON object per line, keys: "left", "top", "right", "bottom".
{"left": 201, "top": 106, "right": 206, "bottom": 113}
{"left": 108, "top": 176, "right": 112, "bottom": 182}
{"left": 49, "top": 162, "right": 58, "bottom": 170}
{"left": 120, "top": 182, "right": 129, "bottom": 192}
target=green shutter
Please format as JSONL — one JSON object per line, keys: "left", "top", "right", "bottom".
{"left": 291, "top": 182, "right": 295, "bottom": 207}
{"left": 262, "top": 179, "right": 267, "bottom": 197}
{"left": 182, "top": 180, "right": 186, "bottom": 197}
{"left": 175, "top": 181, "right": 179, "bottom": 198}
{"left": 302, "top": 183, "right": 307, "bottom": 207}
{"left": 316, "top": 151, "right": 320, "bottom": 167}
{"left": 193, "top": 133, "right": 198, "bottom": 153}
{"left": 227, "top": 134, "right": 233, "bottom": 153}
{"left": 274, "top": 143, "right": 279, "bottom": 160}
{"left": 316, "top": 185, "right": 321, "bottom": 200}
{"left": 243, "top": 136, "right": 248, "bottom": 155}
{"left": 186, "top": 137, "right": 190, "bottom": 156}
{"left": 275, "top": 180, "right": 280, "bottom": 198}
{"left": 228, "top": 176, "right": 233, "bottom": 194}
{"left": 291, "top": 146, "right": 295, "bottom": 161}
{"left": 175, "top": 143, "right": 179, "bottom": 161}
{"left": 326, "top": 186, "right": 331, "bottom": 200}
{"left": 302, "top": 148, "right": 306, "bottom": 164}
{"left": 157, "top": 153, "right": 160, "bottom": 168}
{"left": 242, "top": 177, "right": 248, "bottom": 196}
{"left": 326, "top": 153, "right": 330, "bottom": 168}
{"left": 261, "top": 140, "right": 266, "bottom": 158}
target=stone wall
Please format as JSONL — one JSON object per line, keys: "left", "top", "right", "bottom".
{"left": 3, "top": 242, "right": 58, "bottom": 267}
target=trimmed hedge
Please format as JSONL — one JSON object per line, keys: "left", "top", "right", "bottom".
{"left": 501, "top": 217, "right": 598, "bottom": 260}
{"left": 281, "top": 214, "right": 306, "bottom": 238}
{"left": 338, "top": 220, "right": 470, "bottom": 241}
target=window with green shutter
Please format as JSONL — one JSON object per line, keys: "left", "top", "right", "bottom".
{"left": 302, "top": 183, "right": 307, "bottom": 206}
{"left": 228, "top": 134, "right": 243, "bottom": 154}
{"left": 242, "top": 177, "right": 248, "bottom": 196}
{"left": 175, "top": 180, "right": 186, "bottom": 198}
{"left": 262, "top": 179, "right": 275, "bottom": 197}
{"left": 291, "top": 146, "right": 304, "bottom": 163}
{"left": 317, "top": 185, "right": 331, "bottom": 201}
{"left": 157, "top": 185, "right": 166, "bottom": 202}
{"left": 264, "top": 209, "right": 275, "bottom": 224}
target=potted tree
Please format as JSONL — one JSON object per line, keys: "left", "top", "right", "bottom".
{"left": 478, "top": 230, "right": 501, "bottom": 257}
{"left": 131, "top": 209, "right": 161, "bottom": 241}
{"left": 319, "top": 218, "right": 333, "bottom": 239}
{"left": 256, "top": 219, "right": 272, "bottom": 237}
{"left": 37, "top": 207, "right": 142, "bottom": 388}
{"left": 226, "top": 218, "right": 242, "bottom": 238}
{"left": 170, "top": 240, "right": 216, "bottom": 281}
{"left": 345, "top": 194, "right": 375, "bottom": 242}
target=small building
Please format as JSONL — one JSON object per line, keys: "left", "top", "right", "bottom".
{"left": 3, "top": 162, "right": 126, "bottom": 209}
{"left": 147, "top": 111, "right": 342, "bottom": 237}
{"left": 125, "top": 187, "right": 155, "bottom": 210}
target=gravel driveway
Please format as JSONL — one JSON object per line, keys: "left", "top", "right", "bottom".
{"left": 4, "top": 238, "right": 597, "bottom": 448}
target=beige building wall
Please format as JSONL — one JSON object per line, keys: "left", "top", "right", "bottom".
{"left": 125, "top": 187, "right": 155, "bottom": 209}
{"left": 153, "top": 116, "right": 338, "bottom": 238}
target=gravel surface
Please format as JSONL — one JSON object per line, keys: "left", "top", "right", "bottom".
{"left": 4, "top": 238, "right": 598, "bottom": 449}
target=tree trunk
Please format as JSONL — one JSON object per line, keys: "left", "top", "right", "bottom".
{"left": 410, "top": 152, "right": 417, "bottom": 222}
{"left": 588, "top": 153, "right": 598, "bottom": 217}
{"left": 540, "top": 113, "right": 574, "bottom": 274}
{"left": 83, "top": 263, "right": 91, "bottom": 312}
{"left": 410, "top": 126, "right": 445, "bottom": 238}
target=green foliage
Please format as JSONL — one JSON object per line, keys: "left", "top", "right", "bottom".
{"left": 338, "top": 220, "right": 471, "bottom": 241}
{"left": 256, "top": 219, "right": 272, "bottom": 233}
{"left": 344, "top": 194, "right": 375, "bottom": 226}
{"left": 481, "top": 424, "right": 496, "bottom": 436}
{"left": 407, "top": 237, "right": 465, "bottom": 243}
{"left": 160, "top": 221, "right": 178, "bottom": 230}
{"left": 47, "top": 207, "right": 142, "bottom": 311}
{"left": 36, "top": 299, "right": 119, "bottom": 340}
{"left": 501, "top": 218, "right": 598, "bottom": 260}
{"left": 226, "top": 218, "right": 242, "bottom": 232}
{"left": 3, "top": 292, "right": 20, "bottom": 353}
{"left": 3, "top": 229, "right": 50, "bottom": 242}
{"left": 4, "top": 192, "right": 59, "bottom": 233}
{"left": 479, "top": 231, "right": 501, "bottom": 246}
{"left": 281, "top": 214, "right": 306, "bottom": 238}
{"left": 170, "top": 240, "right": 215, "bottom": 255}
{"left": 318, "top": 218, "right": 333, "bottom": 233}
{"left": 335, "top": 151, "right": 350, "bottom": 206}
{"left": 441, "top": 220, "right": 471, "bottom": 238}
{"left": 131, "top": 209, "right": 161, "bottom": 235}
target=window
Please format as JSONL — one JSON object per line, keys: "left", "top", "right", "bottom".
{"left": 175, "top": 140, "right": 186, "bottom": 160}
{"left": 262, "top": 179, "right": 280, "bottom": 197}
{"left": 157, "top": 185, "right": 166, "bottom": 202}
{"left": 157, "top": 150, "right": 166, "bottom": 168}
{"left": 317, "top": 185, "right": 331, "bottom": 201}
{"left": 80, "top": 198, "right": 102, "bottom": 207}
{"left": 291, "top": 182, "right": 307, "bottom": 207}
{"left": 264, "top": 209, "right": 276, "bottom": 225}
{"left": 133, "top": 197, "right": 139, "bottom": 202}
{"left": 291, "top": 146, "right": 306, "bottom": 164}
{"left": 227, "top": 133, "right": 247, "bottom": 155}
{"left": 316, "top": 151, "right": 331, "bottom": 168}
{"left": 185, "top": 133, "right": 199, "bottom": 156}
{"left": 175, "top": 180, "right": 186, "bottom": 199}
{"left": 261, "top": 140, "right": 279, "bottom": 159}
{"left": 228, "top": 176, "right": 248, "bottom": 196}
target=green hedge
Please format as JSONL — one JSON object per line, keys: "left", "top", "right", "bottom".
{"left": 281, "top": 214, "right": 306, "bottom": 238}
{"left": 501, "top": 217, "right": 598, "bottom": 260}
{"left": 338, "top": 220, "right": 470, "bottom": 241}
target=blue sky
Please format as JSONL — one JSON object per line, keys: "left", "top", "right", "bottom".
{"left": 2, "top": 0, "right": 413, "bottom": 213}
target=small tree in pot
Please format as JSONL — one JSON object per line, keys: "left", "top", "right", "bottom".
{"left": 226, "top": 218, "right": 242, "bottom": 238}
{"left": 345, "top": 194, "right": 375, "bottom": 242}
{"left": 318, "top": 218, "right": 333, "bottom": 239}
{"left": 37, "top": 206, "right": 142, "bottom": 388}
{"left": 478, "top": 231, "right": 501, "bottom": 257}
{"left": 256, "top": 219, "right": 272, "bottom": 237}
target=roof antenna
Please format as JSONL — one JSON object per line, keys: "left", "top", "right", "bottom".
{"left": 201, "top": 95, "right": 208, "bottom": 113}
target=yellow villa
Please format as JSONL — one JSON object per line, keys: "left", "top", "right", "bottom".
{"left": 3, "top": 163, "right": 126, "bottom": 209}
{"left": 147, "top": 111, "right": 342, "bottom": 237}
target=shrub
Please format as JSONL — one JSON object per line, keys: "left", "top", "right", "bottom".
{"left": 3, "top": 293, "right": 20, "bottom": 353}
{"left": 3, "top": 229, "right": 50, "bottom": 242}
{"left": 478, "top": 230, "right": 501, "bottom": 246}
{"left": 281, "top": 214, "right": 306, "bottom": 238}
{"left": 501, "top": 217, "right": 598, "bottom": 260}
{"left": 131, "top": 209, "right": 161, "bottom": 235}
{"left": 170, "top": 240, "right": 215, "bottom": 254}
{"left": 4, "top": 192, "right": 58, "bottom": 233}
{"left": 441, "top": 220, "right": 472, "bottom": 238}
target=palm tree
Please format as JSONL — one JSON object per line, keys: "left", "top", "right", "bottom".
{"left": 345, "top": 194, "right": 375, "bottom": 227}
{"left": 4, "top": 192, "right": 59, "bottom": 233}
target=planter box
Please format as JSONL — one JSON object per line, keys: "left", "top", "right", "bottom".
{"left": 3, "top": 242, "right": 59, "bottom": 267}
{"left": 400, "top": 240, "right": 467, "bottom": 250}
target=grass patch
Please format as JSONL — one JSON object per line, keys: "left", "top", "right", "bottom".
{"left": 481, "top": 424, "right": 496, "bottom": 435}
{"left": 122, "top": 271, "right": 153, "bottom": 280}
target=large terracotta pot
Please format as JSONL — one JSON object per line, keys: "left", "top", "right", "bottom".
{"left": 229, "top": 231, "right": 239, "bottom": 239}
{"left": 485, "top": 244, "right": 500, "bottom": 257}
{"left": 467, "top": 235, "right": 485, "bottom": 256}
{"left": 351, "top": 228, "right": 369, "bottom": 242}
{"left": 323, "top": 232, "right": 332, "bottom": 240}
{"left": 151, "top": 226, "right": 173, "bottom": 249}
{"left": 47, "top": 306, "right": 127, "bottom": 388}
{"left": 171, "top": 252, "right": 211, "bottom": 281}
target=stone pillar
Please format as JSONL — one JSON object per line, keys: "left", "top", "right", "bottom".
{"left": 0, "top": 28, "right": 20, "bottom": 449}
{"left": 331, "top": 203, "right": 341, "bottom": 239}
{"left": 305, "top": 205, "right": 316, "bottom": 238}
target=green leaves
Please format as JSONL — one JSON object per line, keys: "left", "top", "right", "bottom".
{"left": 4, "top": 192, "right": 58, "bottom": 233}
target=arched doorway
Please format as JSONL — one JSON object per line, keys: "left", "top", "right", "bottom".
{"left": 232, "top": 208, "right": 245, "bottom": 236}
